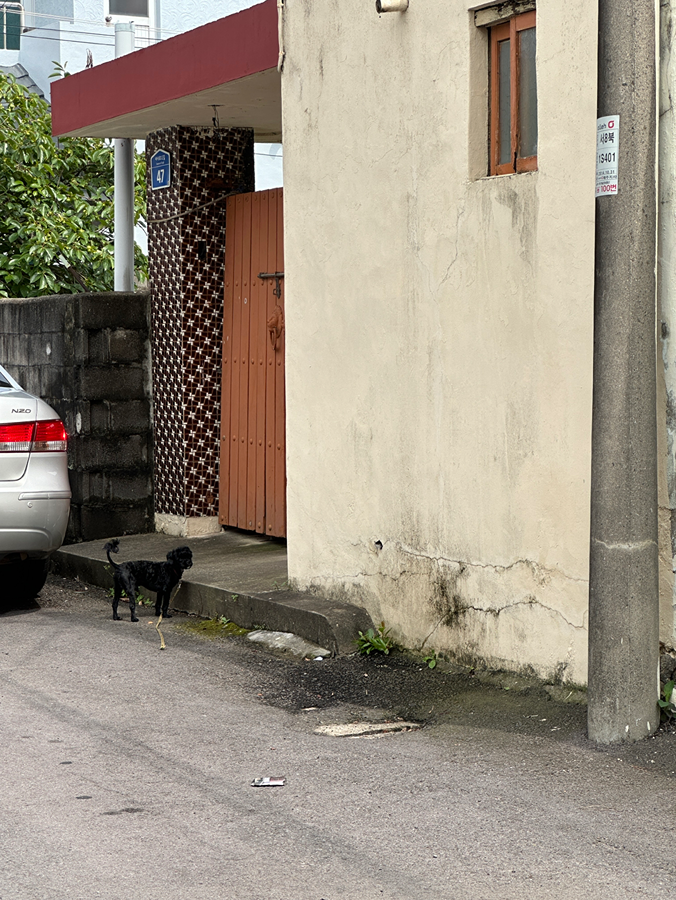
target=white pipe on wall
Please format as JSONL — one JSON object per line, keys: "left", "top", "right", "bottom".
{"left": 277, "top": 0, "right": 285, "bottom": 72}
{"left": 114, "top": 22, "right": 135, "bottom": 292}
{"left": 114, "top": 21, "right": 135, "bottom": 57}
{"left": 376, "top": 0, "right": 409, "bottom": 12}
{"left": 114, "top": 139, "right": 135, "bottom": 292}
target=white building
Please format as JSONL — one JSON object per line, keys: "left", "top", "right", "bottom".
{"left": 0, "top": 0, "right": 281, "bottom": 188}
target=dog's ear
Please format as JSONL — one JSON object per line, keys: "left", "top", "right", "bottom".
{"left": 180, "top": 547, "right": 193, "bottom": 568}
{"left": 167, "top": 546, "right": 189, "bottom": 562}
{"left": 167, "top": 546, "right": 193, "bottom": 568}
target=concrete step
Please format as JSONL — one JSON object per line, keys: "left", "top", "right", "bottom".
{"left": 52, "top": 530, "right": 373, "bottom": 656}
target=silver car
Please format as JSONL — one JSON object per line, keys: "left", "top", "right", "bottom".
{"left": 0, "top": 364, "right": 71, "bottom": 600}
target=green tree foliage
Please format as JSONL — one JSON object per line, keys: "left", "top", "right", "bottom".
{"left": 0, "top": 72, "right": 147, "bottom": 297}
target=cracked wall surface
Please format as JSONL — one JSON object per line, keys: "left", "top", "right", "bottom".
{"left": 279, "top": 0, "right": 659, "bottom": 683}
{"left": 293, "top": 542, "right": 590, "bottom": 684}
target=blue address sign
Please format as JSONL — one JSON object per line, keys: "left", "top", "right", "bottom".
{"left": 150, "top": 150, "right": 171, "bottom": 190}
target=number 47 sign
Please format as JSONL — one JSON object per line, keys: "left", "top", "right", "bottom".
{"left": 150, "top": 150, "right": 171, "bottom": 191}
{"left": 596, "top": 116, "right": 619, "bottom": 196}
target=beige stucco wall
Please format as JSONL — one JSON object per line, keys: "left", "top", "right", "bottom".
{"left": 281, "top": 0, "right": 600, "bottom": 683}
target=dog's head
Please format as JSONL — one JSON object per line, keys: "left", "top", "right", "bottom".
{"left": 167, "top": 546, "right": 193, "bottom": 572}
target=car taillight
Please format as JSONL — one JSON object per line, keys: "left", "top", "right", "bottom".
{"left": 0, "top": 422, "right": 34, "bottom": 452}
{"left": 33, "top": 420, "right": 68, "bottom": 452}
{"left": 0, "top": 420, "right": 67, "bottom": 453}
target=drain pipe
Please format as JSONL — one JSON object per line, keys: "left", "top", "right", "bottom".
{"left": 587, "top": 0, "right": 659, "bottom": 743}
{"left": 277, "top": 0, "right": 285, "bottom": 72}
{"left": 114, "top": 22, "right": 135, "bottom": 292}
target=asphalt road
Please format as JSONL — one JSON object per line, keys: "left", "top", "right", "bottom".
{"left": 1, "top": 575, "right": 675, "bottom": 900}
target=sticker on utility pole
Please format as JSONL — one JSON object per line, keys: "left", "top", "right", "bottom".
{"left": 596, "top": 116, "right": 619, "bottom": 196}
{"left": 150, "top": 150, "right": 171, "bottom": 190}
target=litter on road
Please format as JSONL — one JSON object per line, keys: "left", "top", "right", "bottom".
{"left": 314, "top": 722, "right": 422, "bottom": 738}
{"left": 247, "top": 630, "right": 331, "bottom": 659}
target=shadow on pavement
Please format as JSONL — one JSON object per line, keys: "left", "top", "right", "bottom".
{"left": 0, "top": 597, "right": 41, "bottom": 616}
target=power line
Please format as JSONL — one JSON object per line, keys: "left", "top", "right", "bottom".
{"left": 17, "top": 27, "right": 166, "bottom": 48}
{"left": 18, "top": 31, "right": 164, "bottom": 50}
{"left": 18, "top": 32, "right": 117, "bottom": 47}
{"left": 19, "top": 24, "right": 156, "bottom": 41}
{"left": 20, "top": 10, "right": 178, "bottom": 36}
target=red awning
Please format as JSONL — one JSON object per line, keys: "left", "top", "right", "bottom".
{"left": 51, "top": 0, "right": 281, "bottom": 140}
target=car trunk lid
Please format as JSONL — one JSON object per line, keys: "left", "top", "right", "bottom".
{"left": 0, "top": 390, "right": 38, "bottom": 481}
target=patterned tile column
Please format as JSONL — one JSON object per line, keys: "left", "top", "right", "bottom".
{"left": 146, "top": 126, "right": 254, "bottom": 535}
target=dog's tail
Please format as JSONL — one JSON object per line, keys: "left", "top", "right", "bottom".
{"left": 103, "top": 538, "right": 121, "bottom": 569}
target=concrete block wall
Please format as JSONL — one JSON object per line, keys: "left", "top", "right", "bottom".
{"left": 0, "top": 292, "right": 153, "bottom": 542}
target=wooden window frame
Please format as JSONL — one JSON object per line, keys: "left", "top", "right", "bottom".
{"left": 489, "top": 10, "right": 537, "bottom": 176}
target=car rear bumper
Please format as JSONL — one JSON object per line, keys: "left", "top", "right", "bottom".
{"left": 0, "top": 454, "right": 71, "bottom": 560}
{"left": 0, "top": 497, "right": 71, "bottom": 559}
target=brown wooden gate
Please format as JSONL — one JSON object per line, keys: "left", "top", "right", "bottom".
{"left": 219, "top": 188, "right": 286, "bottom": 537}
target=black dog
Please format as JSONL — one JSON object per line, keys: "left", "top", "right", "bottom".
{"left": 104, "top": 539, "right": 193, "bottom": 622}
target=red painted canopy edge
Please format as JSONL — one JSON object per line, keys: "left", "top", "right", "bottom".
{"left": 51, "top": 0, "right": 279, "bottom": 137}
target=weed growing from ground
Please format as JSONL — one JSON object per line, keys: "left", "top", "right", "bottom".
{"left": 659, "top": 679, "right": 675, "bottom": 723}
{"left": 356, "top": 622, "right": 394, "bottom": 656}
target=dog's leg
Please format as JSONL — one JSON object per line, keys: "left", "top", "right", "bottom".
{"left": 112, "top": 579, "right": 122, "bottom": 620}
{"left": 159, "top": 589, "right": 173, "bottom": 619}
{"left": 125, "top": 575, "right": 139, "bottom": 623}
{"left": 162, "top": 596, "right": 173, "bottom": 618}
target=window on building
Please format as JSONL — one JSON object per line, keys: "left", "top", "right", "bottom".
{"left": 0, "top": 3, "right": 22, "bottom": 49}
{"left": 487, "top": 9, "right": 537, "bottom": 176}
{"left": 109, "top": 0, "right": 149, "bottom": 16}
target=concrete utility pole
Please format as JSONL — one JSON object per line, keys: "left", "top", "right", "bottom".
{"left": 659, "top": 0, "right": 676, "bottom": 659}
{"left": 114, "top": 22, "right": 135, "bottom": 292}
{"left": 588, "top": 0, "right": 659, "bottom": 743}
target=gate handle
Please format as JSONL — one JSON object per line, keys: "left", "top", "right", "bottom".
{"left": 267, "top": 304, "right": 284, "bottom": 349}
{"left": 260, "top": 272, "right": 285, "bottom": 349}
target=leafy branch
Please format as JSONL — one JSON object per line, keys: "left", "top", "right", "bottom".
{"left": 0, "top": 72, "right": 147, "bottom": 298}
